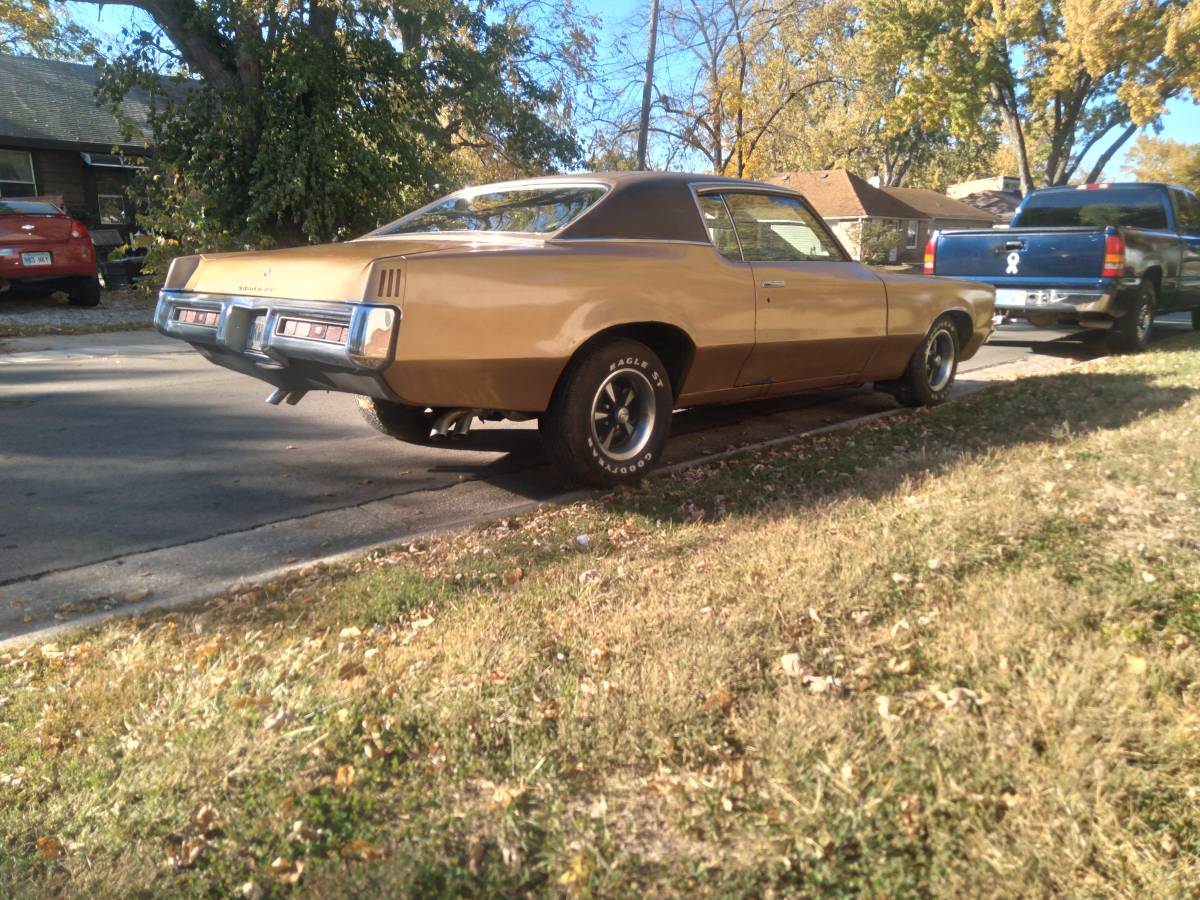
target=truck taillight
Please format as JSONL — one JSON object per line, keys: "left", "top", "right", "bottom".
{"left": 1102, "top": 233, "right": 1125, "bottom": 277}
{"left": 923, "top": 235, "right": 936, "bottom": 275}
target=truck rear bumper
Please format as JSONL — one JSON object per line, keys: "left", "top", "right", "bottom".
{"left": 154, "top": 291, "right": 401, "bottom": 400}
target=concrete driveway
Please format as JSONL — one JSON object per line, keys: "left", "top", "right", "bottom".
{"left": 0, "top": 318, "right": 1189, "bottom": 642}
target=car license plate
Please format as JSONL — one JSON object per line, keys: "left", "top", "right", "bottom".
{"left": 995, "top": 288, "right": 1027, "bottom": 307}
{"left": 246, "top": 314, "right": 267, "bottom": 352}
{"left": 20, "top": 252, "right": 51, "bottom": 266}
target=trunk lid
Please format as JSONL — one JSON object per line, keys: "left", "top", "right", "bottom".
{"left": 0, "top": 214, "right": 73, "bottom": 244}
{"left": 182, "top": 236, "right": 527, "bottom": 301}
{"left": 933, "top": 228, "right": 1107, "bottom": 280}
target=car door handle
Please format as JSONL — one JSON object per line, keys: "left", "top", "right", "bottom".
{"left": 761, "top": 280, "right": 785, "bottom": 288}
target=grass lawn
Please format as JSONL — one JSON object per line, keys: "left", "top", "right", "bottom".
{"left": 2, "top": 334, "right": 1199, "bottom": 897}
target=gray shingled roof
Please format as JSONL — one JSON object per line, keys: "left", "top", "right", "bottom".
{"left": 0, "top": 54, "right": 169, "bottom": 150}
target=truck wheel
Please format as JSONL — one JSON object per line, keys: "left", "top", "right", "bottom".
{"left": 1108, "top": 282, "right": 1155, "bottom": 353}
{"left": 68, "top": 277, "right": 101, "bottom": 308}
{"left": 356, "top": 397, "right": 437, "bottom": 444}
{"left": 880, "top": 315, "right": 960, "bottom": 408}
{"left": 540, "top": 338, "right": 673, "bottom": 487}
{"left": 1192, "top": 307, "right": 1200, "bottom": 331}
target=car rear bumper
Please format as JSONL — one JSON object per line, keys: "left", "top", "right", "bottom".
{"left": 0, "top": 242, "right": 96, "bottom": 283}
{"left": 154, "top": 291, "right": 401, "bottom": 400}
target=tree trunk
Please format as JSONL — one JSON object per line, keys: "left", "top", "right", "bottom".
{"left": 636, "top": 0, "right": 660, "bottom": 171}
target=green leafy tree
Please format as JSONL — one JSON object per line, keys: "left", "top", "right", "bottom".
{"left": 864, "top": 0, "right": 1200, "bottom": 195}
{"left": 84, "top": 0, "right": 584, "bottom": 265}
{"left": 1, "top": 0, "right": 94, "bottom": 57}
{"left": 1122, "top": 134, "right": 1200, "bottom": 190}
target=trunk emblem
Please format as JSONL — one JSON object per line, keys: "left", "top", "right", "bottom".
{"left": 1005, "top": 251, "right": 1021, "bottom": 274}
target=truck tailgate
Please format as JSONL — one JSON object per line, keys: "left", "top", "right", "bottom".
{"left": 933, "top": 228, "right": 1106, "bottom": 280}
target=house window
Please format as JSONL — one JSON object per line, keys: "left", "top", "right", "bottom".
{"left": 905, "top": 219, "right": 920, "bottom": 249}
{"left": 98, "top": 194, "right": 127, "bottom": 225}
{"left": 0, "top": 149, "right": 37, "bottom": 198}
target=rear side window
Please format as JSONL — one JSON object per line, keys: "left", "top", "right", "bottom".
{"left": 1174, "top": 189, "right": 1200, "bottom": 235}
{"left": 1014, "top": 187, "right": 1168, "bottom": 230}
{"left": 698, "top": 194, "right": 741, "bottom": 259}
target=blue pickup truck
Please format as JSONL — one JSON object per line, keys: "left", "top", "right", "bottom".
{"left": 925, "top": 182, "right": 1200, "bottom": 351}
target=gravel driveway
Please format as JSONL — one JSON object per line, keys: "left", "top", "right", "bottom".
{"left": 0, "top": 288, "right": 157, "bottom": 338}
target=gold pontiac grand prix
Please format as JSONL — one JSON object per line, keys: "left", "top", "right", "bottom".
{"left": 154, "top": 173, "right": 994, "bottom": 485}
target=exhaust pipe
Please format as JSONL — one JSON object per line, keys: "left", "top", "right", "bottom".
{"left": 432, "top": 408, "right": 481, "bottom": 437}
{"left": 265, "top": 388, "right": 308, "bottom": 406}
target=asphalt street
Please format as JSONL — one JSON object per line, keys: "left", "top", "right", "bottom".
{"left": 0, "top": 317, "right": 1189, "bottom": 641}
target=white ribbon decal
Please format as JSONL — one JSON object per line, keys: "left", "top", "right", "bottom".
{"left": 1005, "top": 251, "right": 1020, "bottom": 274}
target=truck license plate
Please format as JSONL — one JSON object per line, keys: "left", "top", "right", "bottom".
{"left": 246, "top": 314, "right": 267, "bottom": 352}
{"left": 994, "top": 288, "right": 1027, "bottom": 307}
{"left": 20, "top": 252, "right": 51, "bottom": 266}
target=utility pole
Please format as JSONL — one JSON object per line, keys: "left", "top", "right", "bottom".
{"left": 636, "top": 0, "right": 660, "bottom": 170}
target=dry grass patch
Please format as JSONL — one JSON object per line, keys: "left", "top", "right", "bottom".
{"left": 2, "top": 336, "right": 1199, "bottom": 897}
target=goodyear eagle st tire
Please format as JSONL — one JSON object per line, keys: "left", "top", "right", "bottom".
{"left": 540, "top": 338, "right": 673, "bottom": 487}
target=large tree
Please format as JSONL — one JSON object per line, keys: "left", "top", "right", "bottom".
{"left": 1122, "top": 134, "right": 1200, "bottom": 190}
{"left": 84, "top": 0, "right": 586, "bottom": 257}
{"left": 864, "top": 0, "right": 1200, "bottom": 195}
{"left": 1, "top": 0, "right": 94, "bottom": 57}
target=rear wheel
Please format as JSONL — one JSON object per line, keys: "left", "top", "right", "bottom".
{"left": 540, "top": 338, "right": 673, "bottom": 487}
{"left": 1191, "top": 307, "right": 1200, "bottom": 331}
{"left": 356, "top": 397, "right": 438, "bottom": 444}
{"left": 880, "top": 315, "right": 960, "bottom": 407}
{"left": 68, "top": 276, "right": 101, "bottom": 307}
{"left": 1108, "top": 282, "right": 1155, "bottom": 353}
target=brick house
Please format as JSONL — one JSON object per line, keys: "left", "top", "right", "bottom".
{"left": 0, "top": 54, "right": 160, "bottom": 235}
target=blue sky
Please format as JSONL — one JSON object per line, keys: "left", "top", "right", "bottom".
{"left": 71, "top": 0, "right": 1197, "bottom": 180}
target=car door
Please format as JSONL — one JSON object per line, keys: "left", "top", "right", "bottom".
{"left": 1175, "top": 189, "right": 1200, "bottom": 309}
{"left": 713, "top": 190, "right": 888, "bottom": 386}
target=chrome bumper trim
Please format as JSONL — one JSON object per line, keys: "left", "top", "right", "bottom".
{"left": 154, "top": 291, "right": 400, "bottom": 371}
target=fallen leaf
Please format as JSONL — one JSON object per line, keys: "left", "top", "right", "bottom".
{"left": 334, "top": 764, "right": 355, "bottom": 790}
{"left": 780, "top": 653, "right": 803, "bottom": 678}
{"left": 36, "top": 836, "right": 65, "bottom": 859}
{"left": 338, "top": 660, "right": 368, "bottom": 680}
{"left": 269, "top": 857, "right": 304, "bottom": 885}
{"left": 702, "top": 686, "right": 733, "bottom": 714}
{"left": 124, "top": 589, "right": 150, "bottom": 603}
{"left": 1125, "top": 654, "right": 1149, "bottom": 676}
{"left": 501, "top": 567, "right": 523, "bottom": 586}
{"left": 339, "top": 626, "right": 362, "bottom": 639}
{"left": 165, "top": 835, "right": 208, "bottom": 869}
{"left": 341, "top": 838, "right": 382, "bottom": 861}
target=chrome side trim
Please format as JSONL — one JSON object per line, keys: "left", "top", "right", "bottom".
{"left": 154, "top": 291, "right": 400, "bottom": 372}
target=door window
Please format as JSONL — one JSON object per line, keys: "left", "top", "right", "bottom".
{"left": 697, "top": 194, "right": 742, "bottom": 259}
{"left": 722, "top": 192, "right": 846, "bottom": 262}
{"left": 1177, "top": 190, "right": 1200, "bottom": 236}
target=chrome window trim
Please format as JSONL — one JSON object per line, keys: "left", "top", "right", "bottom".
{"left": 155, "top": 291, "right": 400, "bottom": 371}
{"left": 689, "top": 182, "right": 853, "bottom": 263}
{"left": 365, "top": 180, "right": 613, "bottom": 240}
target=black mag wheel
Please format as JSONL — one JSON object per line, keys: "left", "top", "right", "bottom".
{"left": 540, "top": 338, "right": 673, "bottom": 487}
{"left": 881, "top": 315, "right": 961, "bottom": 408}
{"left": 1108, "top": 282, "right": 1155, "bottom": 353}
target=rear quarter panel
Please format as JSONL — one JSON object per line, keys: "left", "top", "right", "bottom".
{"left": 865, "top": 273, "right": 995, "bottom": 378}
{"left": 386, "top": 241, "right": 756, "bottom": 411}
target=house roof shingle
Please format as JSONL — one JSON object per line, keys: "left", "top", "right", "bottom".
{"left": 956, "top": 189, "right": 1022, "bottom": 224}
{"left": 0, "top": 54, "right": 168, "bottom": 151}
{"left": 879, "top": 186, "right": 998, "bottom": 224}
{"left": 767, "top": 169, "right": 925, "bottom": 220}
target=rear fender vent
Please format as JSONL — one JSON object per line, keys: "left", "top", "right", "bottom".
{"left": 376, "top": 267, "right": 403, "bottom": 299}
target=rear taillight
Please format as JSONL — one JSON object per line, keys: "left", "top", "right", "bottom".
{"left": 1102, "top": 233, "right": 1125, "bottom": 277}
{"left": 923, "top": 235, "right": 936, "bottom": 275}
{"left": 70, "top": 221, "right": 89, "bottom": 241}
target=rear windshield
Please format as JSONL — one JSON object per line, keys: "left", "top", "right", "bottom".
{"left": 376, "top": 185, "right": 607, "bottom": 235}
{"left": 1014, "top": 187, "right": 1168, "bottom": 230}
{"left": 0, "top": 200, "right": 61, "bottom": 215}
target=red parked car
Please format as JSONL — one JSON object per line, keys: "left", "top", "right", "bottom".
{"left": 0, "top": 199, "right": 101, "bottom": 306}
